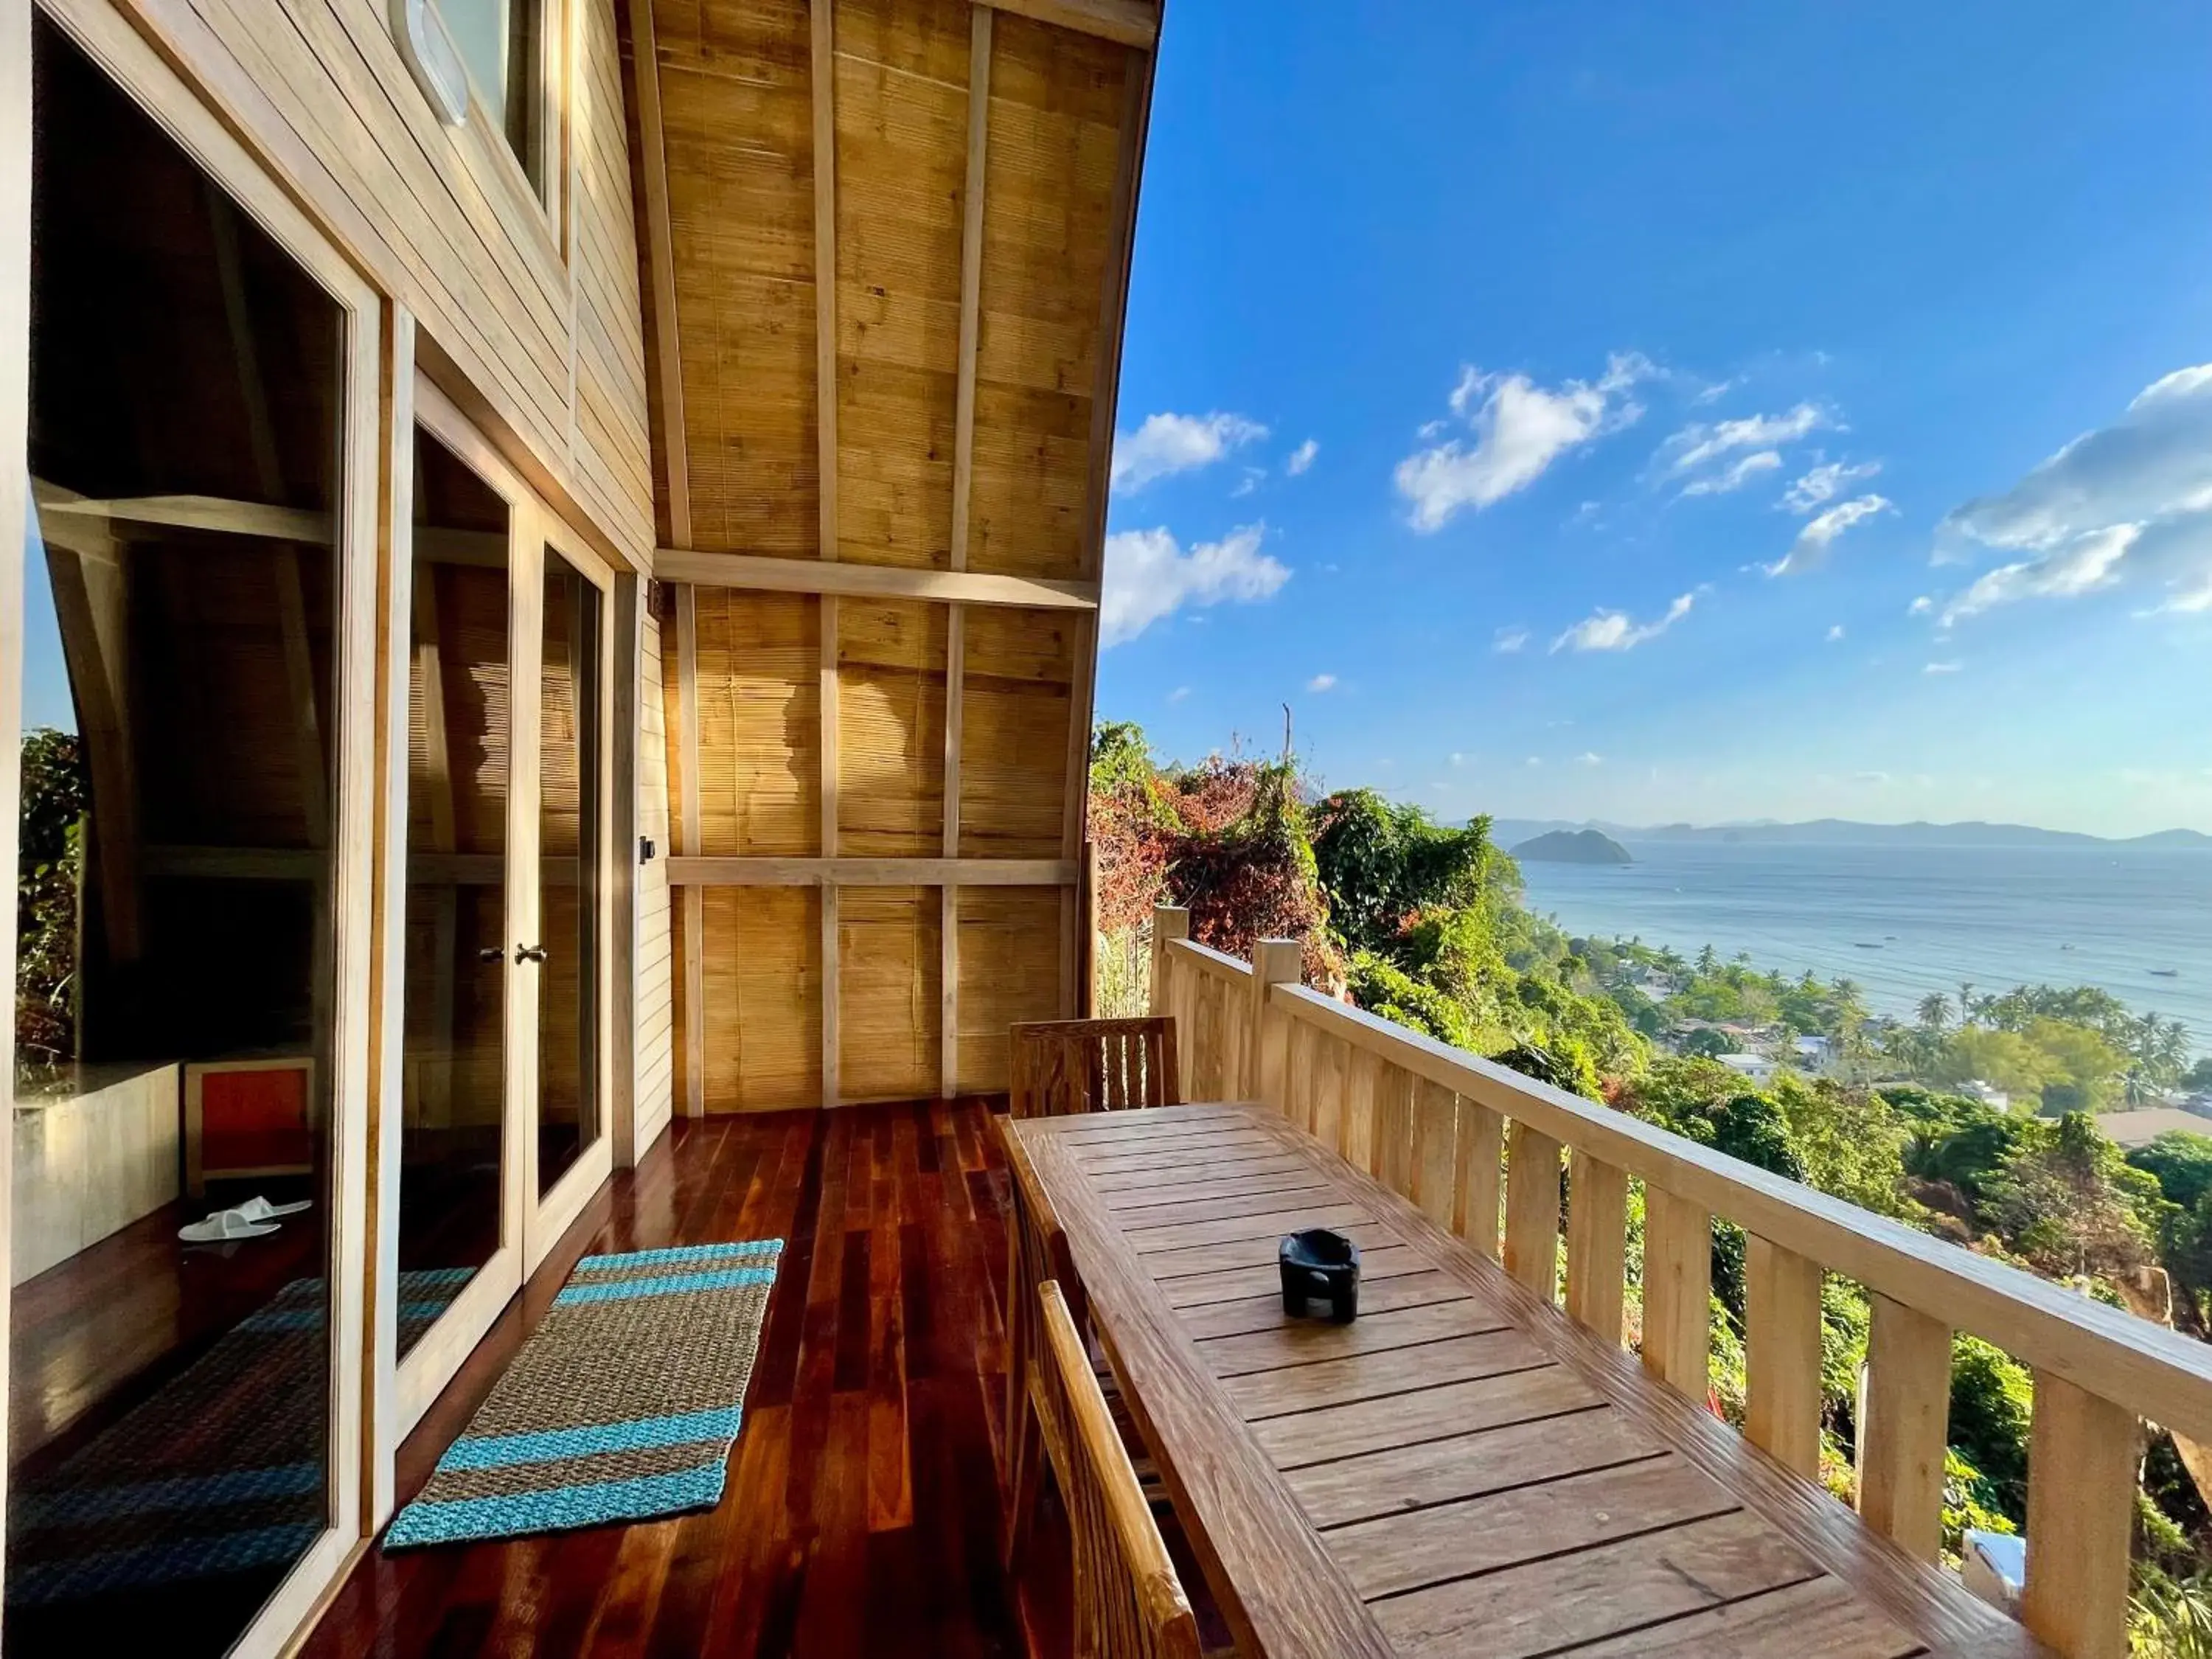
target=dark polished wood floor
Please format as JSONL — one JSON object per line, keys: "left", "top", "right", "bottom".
{"left": 305, "top": 1100, "right": 1032, "bottom": 1658}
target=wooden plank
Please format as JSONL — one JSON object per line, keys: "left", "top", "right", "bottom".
{"left": 675, "top": 585, "right": 705, "bottom": 1117}
{"left": 654, "top": 547, "right": 1099, "bottom": 610}
{"left": 1160, "top": 1245, "right": 1430, "bottom": 1312}
{"left": 1746, "top": 1234, "right": 1826, "bottom": 1480}
{"left": 948, "top": 5, "right": 990, "bottom": 574}
{"left": 668, "top": 855, "right": 1073, "bottom": 887}
{"left": 1179, "top": 1269, "right": 1470, "bottom": 1344}
{"left": 810, "top": 0, "right": 838, "bottom": 565}
{"left": 1137, "top": 1221, "right": 1401, "bottom": 1285}
{"left": 1565, "top": 1149, "right": 1627, "bottom": 1343}
{"left": 1371, "top": 1512, "right": 1820, "bottom": 1659}
{"left": 1858, "top": 1293, "right": 1951, "bottom": 1563}
{"left": 939, "top": 601, "right": 963, "bottom": 1099}
{"left": 819, "top": 586, "right": 838, "bottom": 1107}
{"left": 1503, "top": 1120, "right": 1562, "bottom": 1302}
{"left": 1455, "top": 1095, "right": 1504, "bottom": 1261}
{"left": 0, "top": 0, "right": 27, "bottom": 1589}
{"left": 1273, "top": 983, "right": 2212, "bottom": 1446}
{"left": 1248, "top": 1363, "right": 1601, "bottom": 1470}
{"left": 1088, "top": 1152, "right": 1307, "bottom": 1192}
{"left": 1641, "top": 1184, "right": 1711, "bottom": 1399}
{"left": 625, "top": 0, "right": 690, "bottom": 550}
{"left": 1408, "top": 1078, "right": 1457, "bottom": 1228}
{"left": 1328, "top": 1455, "right": 1737, "bottom": 1602}
{"left": 1282, "top": 1406, "right": 1666, "bottom": 1530}
{"left": 1124, "top": 1200, "right": 1372, "bottom": 1256}
{"left": 2023, "top": 1371, "right": 2135, "bottom": 1659}
{"left": 1223, "top": 1328, "right": 1551, "bottom": 1422}
{"left": 1194, "top": 1298, "right": 1500, "bottom": 1380}
{"left": 981, "top": 0, "right": 1158, "bottom": 51}
{"left": 1565, "top": 1576, "right": 1924, "bottom": 1659}
{"left": 1099, "top": 1182, "right": 1335, "bottom": 1229}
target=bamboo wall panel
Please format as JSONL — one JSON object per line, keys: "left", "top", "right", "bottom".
{"left": 634, "top": 605, "right": 674, "bottom": 1150}
{"left": 829, "top": 0, "right": 968, "bottom": 570}
{"left": 966, "top": 14, "right": 1128, "bottom": 581}
{"left": 957, "top": 603, "right": 1071, "bottom": 857}
{"left": 111, "top": 0, "right": 654, "bottom": 565}
{"left": 836, "top": 598, "right": 945, "bottom": 856}
{"left": 653, "top": 0, "right": 821, "bottom": 556}
{"left": 700, "top": 885, "right": 822, "bottom": 1111}
{"left": 838, "top": 886, "right": 939, "bottom": 1101}
{"left": 955, "top": 886, "right": 1060, "bottom": 1094}
{"left": 686, "top": 590, "right": 821, "bottom": 855}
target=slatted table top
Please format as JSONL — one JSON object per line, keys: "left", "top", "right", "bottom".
{"left": 1011, "top": 1102, "right": 2047, "bottom": 1659}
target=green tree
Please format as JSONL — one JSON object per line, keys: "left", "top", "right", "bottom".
{"left": 1917, "top": 992, "right": 1951, "bottom": 1032}
{"left": 1984, "top": 1113, "right": 2172, "bottom": 1279}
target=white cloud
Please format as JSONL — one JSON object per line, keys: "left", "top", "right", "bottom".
{"left": 1826, "top": 624, "right": 1846, "bottom": 641}
{"left": 1679, "top": 450, "right": 1782, "bottom": 498}
{"left": 1492, "top": 625, "right": 1529, "bottom": 654}
{"left": 1659, "top": 403, "right": 1827, "bottom": 478}
{"left": 1924, "top": 661, "right": 1963, "bottom": 675}
{"left": 1284, "top": 438, "right": 1319, "bottom": 476}
{"left": 1306, "top": 672, "right": 1338, "bottom": 692}
{"left": 1101, "top": 524, "right": 1290, "bottom": 645}
{"left": 1940, "top": 523, "right": 2137, "bottom": 625}
{"left": 1577, "top": 751, "right": 1604, "bottom": 767}
{"left": 1907, "top": 595, "right": 1933, "bottom": 615}
{"left": 1551, "top": 591, "right": 1695, "bottom": 653}
{"left": 1934, "top": 361, "right": 2212, "bottom": 620}
{"left": 1524, "top": 757, "right": 1543, "bottom": 768}
{"left": 1110, "top": 411, "right": 1268, "bottom": 493}
{"left": 1855, "top": 770, "right": 1891, "bottom": 785}
{"left": 1782, "top": 459, "right": 1882, "bottom": 514}
{"left": 1450, "top": 752, "right": 1467, "bottom": 767}
{"left": 1394, "top": 353, "right": 1652, "bottom": 532}
{"left": 1166, "top": 686, "right": 1190, "bottom": 703}
{"left": 1229, "top": 466, "right": 1265, "bottom": 498}
{"left": 1764, "top": 493, "right": 1894, "bottom": 576}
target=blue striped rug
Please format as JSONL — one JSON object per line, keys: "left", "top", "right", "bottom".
{"left": 383, "top": 1239, "right": 783, "bottom": 1548}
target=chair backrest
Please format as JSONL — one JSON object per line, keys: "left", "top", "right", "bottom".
{"left": 1034, "top": 1281, "right": 1204, "bottom": 1659}
{"left": 1009, "top": 1018, "right": 1181, "bottom": 1120}
{"left": 999, "top": 1116, "right": 1085, "bottom": 1415}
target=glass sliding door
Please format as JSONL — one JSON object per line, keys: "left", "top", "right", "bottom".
{"left": 535, "top": 547, "right": 602, "bottom": 1197}
{"left": 521, "top": 529, "right": 613, "bottom": 1259}
{"left": 395, "top": 432, "right": 516, "bottom": 1365}
{"left": 10, "top": 15, "right": 379, "bottom": 1653}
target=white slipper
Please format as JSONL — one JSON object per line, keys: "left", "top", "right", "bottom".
{"left": 234, "top": 1195, "right": 312, "bottom": 1222}
{"left": 178, "top": 1210, "right": 280, "bottom": 1243}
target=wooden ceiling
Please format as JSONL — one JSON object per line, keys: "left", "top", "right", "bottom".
{"left": 625, "top": 0, "right": 1160, "bottom": 1108}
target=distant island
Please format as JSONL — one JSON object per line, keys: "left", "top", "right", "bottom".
{"left": 1489, "top": 816, "right": 2212, "bottom": 852}
{"left": 1514, "top": 829, "right": 1633, "bottom": 866}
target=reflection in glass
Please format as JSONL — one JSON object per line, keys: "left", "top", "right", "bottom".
{"left": 395, "top": 435, "right": 512, "bottom": 1357}
{"left": 10, "top": 19, "right": 338, "bottom": 1652}
{"left": 536, "top": 549, "right": 600, "bottom": 1195}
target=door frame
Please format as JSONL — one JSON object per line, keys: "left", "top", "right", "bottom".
{"left": 387, "top": 372, "right": 535, "bottom": 1439}
{"left": 13, "top": 7, "right": 383, "bottom": 1653}
{"left": 522, "top": 509, "right": 618, "bottom": 1272}
{"left": 383, "top": 372, "right": 619, "bottom": 1439}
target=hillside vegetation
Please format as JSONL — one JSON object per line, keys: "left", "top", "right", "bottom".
{"left": 1090, "top": 725, "right": 2212, "bottom": 1644}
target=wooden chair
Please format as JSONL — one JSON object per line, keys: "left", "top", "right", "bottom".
{"left": 1009, "top": 1018, "right": 1181, "bottom": 1120}
{"left": 1032, "top": 1279, "right": 1205, "bottom": 1659}
{"left": 998, "top": 1113, "right": 1082, "bottom": 1571}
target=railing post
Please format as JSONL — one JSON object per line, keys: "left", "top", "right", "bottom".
{"left": 2023, "top": 1372, "right": 2136, "bottom": 1659}
{"left": 1503, "top": 1121, "right": 1563, "bottom": 1303}
{"left": 1248, "top": 938, "right": 1301, "bottom": 1113}
{"left": 1857, "top": 1293, "right": 1951, "bottom": 1563}
{"left": 1745, "top": 1236, "right": 1824, "bottom": 1479}
{"left": 1149, "top": 904, "right": 1187, "bottom": 1018}
{"left": 1565, "top": 1150, "right": 1627, "bottom": 1343}
{"left": 1641, "top": 1186, "right": 1712, "bottom": 1399}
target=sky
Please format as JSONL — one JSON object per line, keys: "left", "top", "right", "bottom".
{"left": 1096, "top": 1, "right": 2212, "bottom": 838}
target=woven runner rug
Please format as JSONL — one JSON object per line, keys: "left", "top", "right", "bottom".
{"left": 384, "top": 1239, "right": 783, "bottom": 1548}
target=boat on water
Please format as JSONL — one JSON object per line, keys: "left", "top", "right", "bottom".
{"left": 2151, "top": 967, "right": 2181, "bottom": 978}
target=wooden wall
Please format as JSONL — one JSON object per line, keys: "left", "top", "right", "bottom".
{"left": 633, "top": 604, "right": 674, "bottom": 1150}
{"left": 63, "top": 0, "right": 656, "bottom": 571}
{"left": 636, "top": 0, "right": 1158, "bottom": 1110}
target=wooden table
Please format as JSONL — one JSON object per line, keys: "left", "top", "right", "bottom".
{"left": 1012, "top": 1102, "right": 2044, "bottom": 1659}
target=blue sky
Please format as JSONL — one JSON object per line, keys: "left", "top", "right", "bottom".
{"left": 1096, "top": 1, "right": 2212, "bottom": 838}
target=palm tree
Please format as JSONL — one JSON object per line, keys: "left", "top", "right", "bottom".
{"left": 1917, "top": 992, "right": 1950, "bottom": 1032}
{"left": 1956, "top": 981, "right": 1977, "bottom": 1027}
{"left": 1697, "top": 945, "right": 1719, "bottom": 978}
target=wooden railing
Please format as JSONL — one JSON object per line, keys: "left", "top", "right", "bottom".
{"left": 1149, "top": 905, "right": 2212, "bottom": 1659}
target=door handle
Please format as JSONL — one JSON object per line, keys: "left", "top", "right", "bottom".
{"left": 515, "top": 944, "right": 549, "bottom": 964}
{"left": 476, "top": 946, "right": 505, "bottom": 964}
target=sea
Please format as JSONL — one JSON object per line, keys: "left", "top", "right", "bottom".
{"left": 1513, "top": 840, "right": 2212, "bottom": 1048}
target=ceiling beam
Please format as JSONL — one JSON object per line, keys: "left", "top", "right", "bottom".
{"left": 653, "top": 546, "right": 1096, "bottom": 611}
{"left": 669, "top": 855, "right": 1075, "bottom": 888}
{"left": 980, "top": 0, "right": 1158, "bottom": 52}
